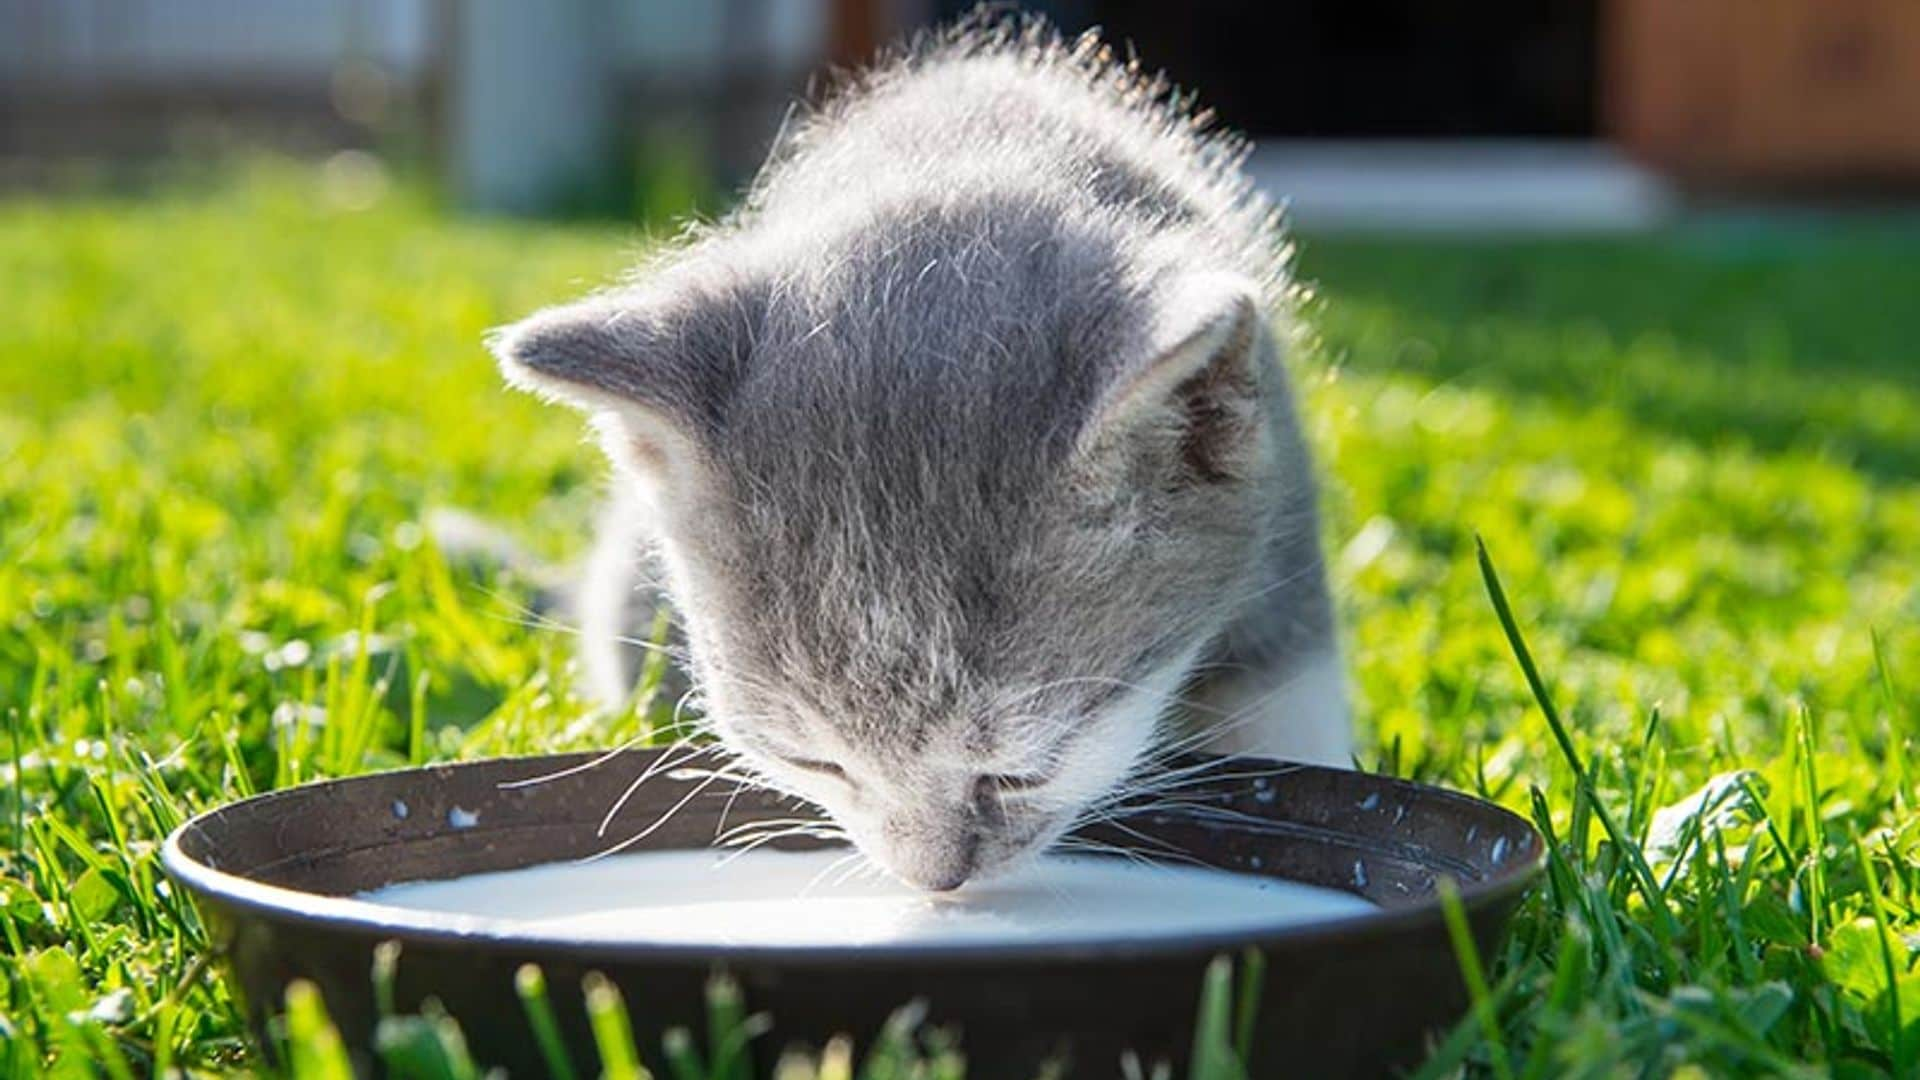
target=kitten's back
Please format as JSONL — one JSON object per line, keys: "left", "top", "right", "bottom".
{"left": 744, "top": 26, "right": 1283, "bottom": 298}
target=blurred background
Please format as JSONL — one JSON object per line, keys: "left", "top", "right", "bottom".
{"left": 4, "top": 0, "right": 1917, "bottom": 226}
{"left": 4, "top": 9, "right": 1917, "bottom": 1074}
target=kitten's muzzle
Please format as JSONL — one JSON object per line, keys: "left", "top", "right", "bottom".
{"left": 880, "top": 819, "right": 981, "bottom": 892}
{"left": 903, "top": 847, "right": 976, "bottom": 892}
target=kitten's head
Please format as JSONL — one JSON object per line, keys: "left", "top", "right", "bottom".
{"left": 493, "top": 208, "right": 1287, "bottom": 889}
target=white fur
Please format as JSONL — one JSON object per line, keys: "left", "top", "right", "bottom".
{"left": 1189, "top": 650, "right": 1352, "bottom": 767}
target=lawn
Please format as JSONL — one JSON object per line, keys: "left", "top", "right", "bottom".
{"left": 2, "top": 169, "right": 1916, "bottom": 1077}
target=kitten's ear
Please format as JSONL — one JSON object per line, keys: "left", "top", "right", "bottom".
{"left": 488, "top": 293, "right": 709, "bottom": 486}
{"left": 1075, "top": 272, "right": 1269, "bottom": 485}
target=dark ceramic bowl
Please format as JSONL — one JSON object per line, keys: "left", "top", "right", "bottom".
{"left": 163, "top": 751, "right": 1541, "bottom": 1078}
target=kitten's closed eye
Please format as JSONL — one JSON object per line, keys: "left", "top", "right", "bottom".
{"left": 736, "top": 733, "right": 850, "bottom": 783}
{"left": 975, "top": 771, "right": 1051, "bottom": 797}
{"left": 779, "top": 756, "right": 849, "bottom": 782}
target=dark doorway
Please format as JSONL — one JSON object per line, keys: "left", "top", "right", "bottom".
{"left": 936, "top": 0, "right": 1602, "bottom": 138}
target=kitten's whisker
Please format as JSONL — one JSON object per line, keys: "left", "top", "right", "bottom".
{"left": 992, "top": 674, "right": 1228, "bottom": 722}
{"left": 1127, "top": 731, "right": 1235, "bottom": 774}
{"left": 496, "top": 702, "right": 717, "bottom": 794}
{"left": 1124, "top": 800, "right": 1297, "bottom": 830}
{"left": 715, "top": 824, "right": 843, "bottom": 865}
{"left": 715, "top": 817, "right": 845, "bottom": 843}
{"left": 596, "top": 742, "right": 720, "bottom": 837}
{"left": 496, "top": 736, "right": 647, "bottom": 790}
{"left": 667, "top": 684, "right": 703, "bottom": 738}
{"left": 1095, "top": 752, "right": 1244, "bottom": 807}
{"left": 800, "top": 850, "right": 867, "bottom": 896}
{"left": 1117, "top": 751, "right": 1257, "bottom": 790}
{"left": 717, "top": 826, "right": 843, "bottom": 852}
{"left": 831, "top": 850, "right": 882, "bottom": 888}
{"left": 580, "top": 772, "right": 725, "bottom": 862}
{"left": 1116, "top": 706, "right": 1299, "bottom": 796}
{"left": 1136, "top": 703, "right": 1274, "bottom": 764}
{"left": 1055, "top": 835, "right": 1165, "bottom": 871}
{"left": 662, "top": 767, "right": 769, "bottom": 789}
{"left": 711, "top": 759, "right": 793, "bottom": 839}
{"left": 1063, "top": 810, "right": 1210, "bottom": 866}
{"left": 1116, "top": 740, "right": 1310, "bottom": 800}
{"left": 715, "top": 816, "right": 830, "bottom": 845}
{"left": 475, "top": 596, "right": 684, "bottom": 659}
{"left": 1114, "top": 648, "right": 1331, "bottom": 787}
{"left": 1164, "top": 764, "right": 1308, "bottom": 789}
{"left": 713, "top": 779, "right": 752, "bottom": 841}
{"left": 1208, "top": 558, "right": 1327, "bottom": 617}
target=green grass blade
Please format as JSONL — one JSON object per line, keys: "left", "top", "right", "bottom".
{"left": 584, "top": 972, "right": 651, "bottom": 1080}
{"left": 1476, "top": 537, "right": 1684, "bottom": 967}
{"left": 661, "top": 1027, "right": 705, "bottom": 1080}
{"left": 1437, "top": 878, "right": 1514, "bottom": 1080}
{"left": 1851, "top": 831, "right": 1909, "bottom": 1076}
{"left": 284, "top": 980, "right": 356, "bottom": 1080}
{"left": 1231, "top": 947, "right": 1265, "bottom": 1066}
{"left": 371, "top": 940, "right": 400, "bottom": 1019}
{"left": 1187, "top": 954, "right": 1245, "bottom": 1080}
{"left": 706, "top": 973, "right": 753, "bottom": 1080}
{"left": 515, "top": 964, "right": 581, "bottom": 1080}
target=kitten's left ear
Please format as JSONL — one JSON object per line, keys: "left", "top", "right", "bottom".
{"left": 1075, "top": 272, "right": 1268, "bottom": 484}
{"left": 488, "top": 289, "right": 720, "bottom": 491}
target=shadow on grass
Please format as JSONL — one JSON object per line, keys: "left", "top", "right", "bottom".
{"left": 1297, "top": 225, "right": 1920, "bottom": 482}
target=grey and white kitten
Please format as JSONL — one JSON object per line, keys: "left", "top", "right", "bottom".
{"left": 490, "top": 19, "right": 1349, "bottom": 891}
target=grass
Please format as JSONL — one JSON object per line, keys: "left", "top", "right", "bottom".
{"left": 1, "top": 167, "right": 1916, "bottom": 1077}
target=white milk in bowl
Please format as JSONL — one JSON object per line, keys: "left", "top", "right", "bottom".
{"left": 357, "top": 849, "right": 1376, "bottom": 947}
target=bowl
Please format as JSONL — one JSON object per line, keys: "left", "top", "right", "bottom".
{"left": 163, "top": 751, "right": 1542, "bottom": 1077}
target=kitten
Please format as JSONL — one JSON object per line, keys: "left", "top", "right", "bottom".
{"left": 489, "top": 16, "right": 1349, "bottom": 891}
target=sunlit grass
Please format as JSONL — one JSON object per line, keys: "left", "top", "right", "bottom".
{"left": 2, "top": 169, "right": 1915, "bottom": 1076}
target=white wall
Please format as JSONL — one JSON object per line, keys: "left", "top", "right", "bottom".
{"left": 0, "top": 0, "right": 428, "bottom": 79}
{"left": 0, "top": 0, "right": 826, "bottom": 83}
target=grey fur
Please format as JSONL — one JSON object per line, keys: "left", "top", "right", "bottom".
{"left": 492, "top": 15, "right": 1348, "bottom": 891}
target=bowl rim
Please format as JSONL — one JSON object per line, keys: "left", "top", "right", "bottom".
{"left": 162, "top": 753, "right": 1545, "bottom": 967}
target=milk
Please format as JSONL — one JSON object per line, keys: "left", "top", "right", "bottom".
{"left": 357, "top": 849, "right": 1375, "bottom": 946}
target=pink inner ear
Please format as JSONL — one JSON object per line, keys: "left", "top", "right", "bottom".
{"left": 1073, "top": 273, "right": 1265, "bottom": 479}
{"left": 1174, "top": 334, "right": 1261, "bottom": 483}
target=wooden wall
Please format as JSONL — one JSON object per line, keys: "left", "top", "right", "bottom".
{"left": 1609, "top": 0, "right": 1920, "bottom": 188}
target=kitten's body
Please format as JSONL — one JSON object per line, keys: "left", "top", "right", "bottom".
{"left": 496, "top": 20, "right": 1349, "bottom": 890}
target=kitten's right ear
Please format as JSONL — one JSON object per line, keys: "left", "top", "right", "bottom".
{"left": 488, "top": 294, "right": 706, "bottom": 485}
{"left": 1072, "top": 272, "right": 1269, "bottom": 486}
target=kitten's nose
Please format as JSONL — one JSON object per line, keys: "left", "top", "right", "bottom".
{"left": 910, "top": 862, "right": 973, "bottom": 893}
{"left": 889, "top": 828, "right": 979, "bottom": 892}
